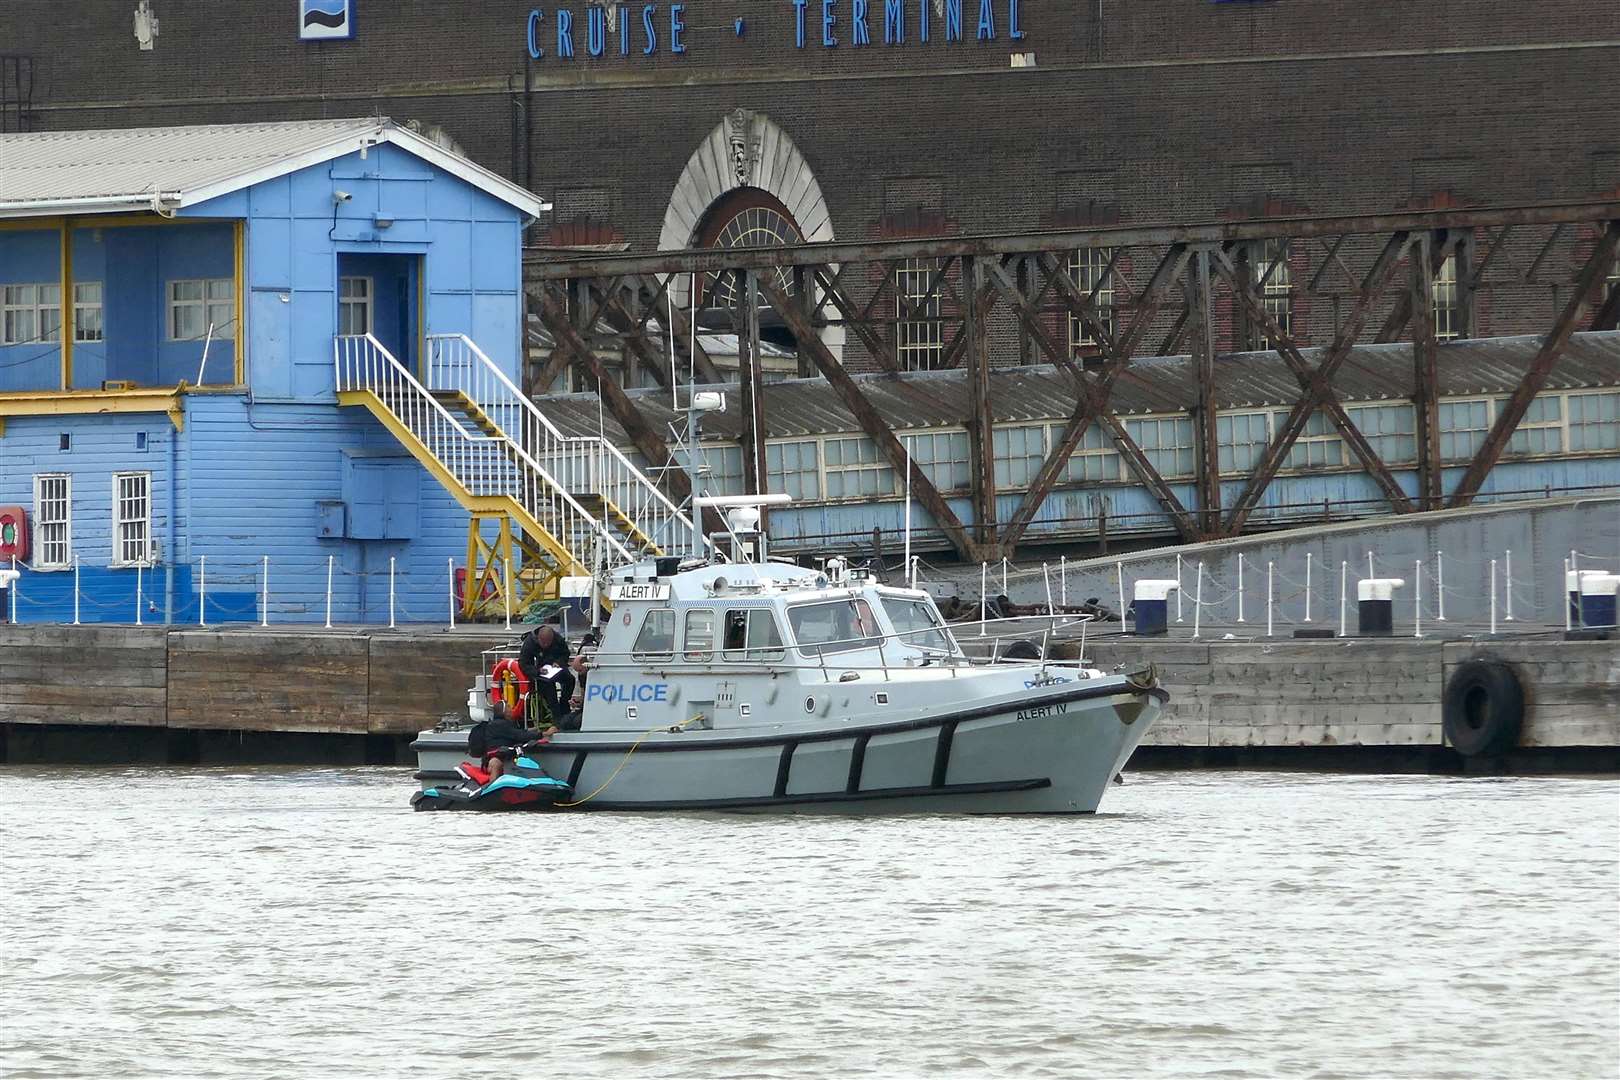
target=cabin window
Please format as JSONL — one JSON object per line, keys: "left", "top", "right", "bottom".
{"left": 33, "top": 474, "right": 71, "bottom": 570}
{"left": 168, "top": 279, "right": 235, "bottom": 341}
{"left": 683, "top": 609, "right": 716, "bottom": 661}
{"left": 787, "top": 598, "right": 881, "bottom": 656}
{"left": 722, "top": 608, "right": 785, "bottom": 661}
{"left": 1, "top": 284, "right": 60, "bottom": 345}
{"left": 112, "top": 471, "right": 152, "bottom": 567}
{"left": 339, "top": 276, "right": 373, "bottom": 336}
{"left": 632, "top": 607, "right": 675, "bottom": 659}
{"left": 884, "top": 597, "right": 952, "bottom": 653}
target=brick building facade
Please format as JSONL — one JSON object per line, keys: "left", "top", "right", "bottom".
{"left": 5, "top": 1, "right": 1618, "bottom": 367}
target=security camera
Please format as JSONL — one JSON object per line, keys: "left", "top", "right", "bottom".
{"left": 333, "top": 190, "right": 353, "bottom": 203}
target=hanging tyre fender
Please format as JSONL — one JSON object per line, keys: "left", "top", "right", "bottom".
{"left": 1442, "top": 659, "right": 1524, "bottom": 757}
{"left": 1000, "top": 639, "right": 1042, "bottom": 662}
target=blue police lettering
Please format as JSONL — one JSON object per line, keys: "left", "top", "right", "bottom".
{"left": 587, "top": 682, "right": 670, "bottom": 703}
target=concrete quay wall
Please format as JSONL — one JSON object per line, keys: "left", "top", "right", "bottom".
{"left": 1, "top": 626, "right": 1615, "bottom": 767}
{"left": 1081, "top": 637, "right": 1618, "bottom": 756}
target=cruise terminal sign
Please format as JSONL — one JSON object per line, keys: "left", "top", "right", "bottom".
{"left": 525, "top": 0, "right": 1026, "bottom": 59}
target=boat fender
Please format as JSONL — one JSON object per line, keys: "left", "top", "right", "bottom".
{"left": 1442, "top": 660, "right": 1524, "bottom": 757}
{"left": 487, "top": 659, "right": 529, "bottom": 713}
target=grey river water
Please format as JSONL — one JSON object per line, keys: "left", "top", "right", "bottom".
{"left": 1, "top": 768, "right": 1616, "bottom": 1079}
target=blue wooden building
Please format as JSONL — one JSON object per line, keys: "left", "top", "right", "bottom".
{"left": 0, "top": 118, "right": 680, "bottom": 624}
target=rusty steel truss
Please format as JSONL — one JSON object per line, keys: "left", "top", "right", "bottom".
{"left": 524, "top": 201, "right": 1620, "bottom": 562}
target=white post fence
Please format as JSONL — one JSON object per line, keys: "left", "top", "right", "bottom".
{"left": 1192, "top": 562, "right": 1205, "bottom": 640}
{"left": 1504, "top": 549, "right": 1514, "bottom": 621}
{"left": 1414, "top": 559, "right": 1423, "bottom": 639}
{"left": 388, "top": 556, "right": 397, "bottom": 630}
{"left": 1304, "top": 551, "right": 1313, "bottom": 622}
{"left": 1490, "top": 558, "right": 1499, "bottom": 635}
{"left": 325, "top": 555, "right": 335, "bottom": 629}
{"left": 73, "top": 554, "right": 81, "bottom": 626}
{"left": 1175, "top": 553, "right": 1184, "bottom": 623}
{"left": 135, "top": 563, "right": 143, "bottom": 626}
{"left": 1043, "top": 563, "right": 1054, "bottom": 617}
{"left": 1001, "top": 556, "right": 1009, "bottom": 597}
{"left": 1060, "top": 555, "right": 1067, "bottom": 607}
{"left": 1266, "top": 561, "right": 1275, "bottom": 638}
{"left": 1338, "top": 560, "right": 1348, "bottom": 638}
{"left": 261, "top": 555, "right": 269, "bottom": 628}
{"left": 1563, "top": 557, "right": 1573, "bottom": 632}
{"left": 448, "top": 558, "right": 457, "bottom": 630}
{"left": 1116, "top": 561, "right": 1126, "bottom": 630}
{"left": 9, "top": 554, "right": 17, "bottom": 623}
{"left": 1237, "top": 552, "right": 1246, "bottom": 623}
{"left": 198, "top": 555, "right": 207, "bottom": 627}
{"left": 1367, "top": 550, "right": 1374, "bottom": 580}
{"left": 1436, "top": 549, "right": 1446, "bottom": 621}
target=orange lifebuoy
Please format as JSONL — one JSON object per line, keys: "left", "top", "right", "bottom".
{"left": 487, "top": 658, "right": 530, "bottom": 713}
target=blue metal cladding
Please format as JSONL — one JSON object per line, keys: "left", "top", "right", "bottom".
{"left": 3, "top": 135, "right": 531, "bottom": 623}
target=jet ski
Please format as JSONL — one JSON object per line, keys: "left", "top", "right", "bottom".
{"left": 410, "top": 749, "right": 572, "bottom": 812}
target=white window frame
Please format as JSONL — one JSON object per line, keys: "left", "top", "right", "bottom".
{"left": 339, "top": 275, "right": 374, "bottom": 336}
{"left": 1437, "top": 398, "right": 1492, "bottom": 464}
{"left": 1068, "top": 247, "right": 1115, "bottom": 352}
{"left": 1049, "top": 421, "right": 1123, "bottom": 484}
{"left": 1126, "top": 416, "right": 1197, "bottom": 479}
{"left": 992, "top": 423, "right": 1050, "bottom": 490}
{"left": 1, "top": 282, "right": 61, "bottom": 345}
{"left": 1433, "top": 254, "right": 1460, "bottom": 342}
{"left": 765, "top": 439, "right": 823, "bottom": 501}
{"left": 1250, "top": 239, "right": 1292, "bottom": 343}
{"left": 1215, "top": 411, "right": 1272, "bottom": 475}
{"left": 1277, "top": 409, "right": 1346, "bottom": 472}
{"left": 1566, "top": 389, "right": 1620, "bottom": 453}
{"left": 73, "top": 281, "right": 104, "bottom": 343}
{"left": 112, "top": 471, "right": 154, "bottom": 568}
{"left": 905, "top": 428, "right": 972, "bottom": 492}
{"left": 895, "top": 257, "right": 944, "bottom": 370}
{"left": 32, "top": 473, "right": 71, "bottom": 570}
{"left": 167, "top": 278, "right": 234, "bottom": 342}
{"left": 822, "top": 435, "right": 897, "bottom": 500}
{"left": 1503, "top": 394, "right": 1564, "bottom": 458}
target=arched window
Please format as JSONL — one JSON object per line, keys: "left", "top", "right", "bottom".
{"left": 693, "top": 188, "right": 804, "bottom": 310}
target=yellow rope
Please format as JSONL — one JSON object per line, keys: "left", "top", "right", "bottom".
{"left": 555, "top": 714, "right": 706, "bottom": 808}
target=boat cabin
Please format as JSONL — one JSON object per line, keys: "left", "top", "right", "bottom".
{"left": 579, "top": 556, "right": 966, "bottom": 732}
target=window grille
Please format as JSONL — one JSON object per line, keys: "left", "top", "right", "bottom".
{"left": 1125, "top": 417, "right": 1196, "bottom": 478}
{"left": 824, "top": 436, "right": 896, "bottom": 499}
{"left": 1249, "top": 239, "right": 1292, "bottom": 343}
{"left": 1438, "top": 400, "right": 1491, "bottom": 463}
{"left": 908, "top": 430, "right": 971, "bottom": 492}
{"left": 33, "top": 474, "right": 70, "bottom": 569}
{"left": 113, "top": 471, "right": 153, "bottom": 566}
{"left": 895, "top": 257, "right": 944, "bottom": 370}
{"left": 1067, "top": 247, "right": 1115, "bottom": 352}
{"left": 1277, "top": 410, "right": 1345, "bottom": 471}
{"left": 1567, "top": 391, "right": 1619, "bottom": 453}
{"left": 1215, "top": 412, "right": 1271, "bottom": 474}
{"left": 1505, "top": 395, "right": 1564, "bottom": 456}
{"left": 1433, "top": 254, "right": 1460, "bottom": 342}
{"left": 992, "top": 425, "right": 1048, "bottom": 489}
{"left": 1052, "top": 422, "right": 1121, "bottom": 483}
{"left": 1345, "top": 404, "right": 1417, "bottom": 465}
{"left": 766, "top": 440, "right": 822, "bottom": 500}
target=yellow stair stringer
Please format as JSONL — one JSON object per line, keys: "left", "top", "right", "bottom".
{"left": 448, "top": 392, "right": 666, "bottom": 556}
{"left": 338, "top": 390, "right": 588, "bottom": 587}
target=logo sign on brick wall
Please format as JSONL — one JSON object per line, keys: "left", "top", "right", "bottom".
{"left": 524, "top": 1, "right": 1026, "bottom": 61}
{"left": 300, "top": 0, "right": 355, "bottom": 41}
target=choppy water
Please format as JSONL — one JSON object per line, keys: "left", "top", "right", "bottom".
{"left": 1, "top": 768, "right": 1616, "bottom": 1079}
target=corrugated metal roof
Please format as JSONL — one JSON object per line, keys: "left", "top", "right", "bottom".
{"left": 536, "top": 331, "right": 1620, "bottom": 442}
{"left": 0, "top": 118, "right": 545, "bottom": 217}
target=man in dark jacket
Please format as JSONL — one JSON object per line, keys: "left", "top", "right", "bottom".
{"left": 519, "top": 624, "right": 574, "bottom": 723}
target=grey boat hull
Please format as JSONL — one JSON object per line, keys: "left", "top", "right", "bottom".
{"left": 413, "top": 678, "right": 1164, "bottom": 814}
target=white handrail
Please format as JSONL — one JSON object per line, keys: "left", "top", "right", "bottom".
{"left": 425, "top": 332, "right": 712, "bottom": 558}
{"left": 335, "top": 333, "right": 629, "bottom": 569}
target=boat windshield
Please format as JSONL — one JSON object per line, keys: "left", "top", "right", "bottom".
{"left": 883, "top": 596, "right": 955, "bottom": 654}
{"left": 788, "top": 598, "right": 882, "bottom": 656}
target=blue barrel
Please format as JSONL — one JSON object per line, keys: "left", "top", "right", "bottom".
{"left": 1132, "top": 579, "right": 1179, "bottom": 636}
{"left": 1357, "top": 577, "right": 1405, "bottom": 636}
{"left": 1579, "top": 574, "right": 1619, "bottom": 629}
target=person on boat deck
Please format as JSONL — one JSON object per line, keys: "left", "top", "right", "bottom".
{"left": 520, "top": 624, "right": 575, "bottom": 723}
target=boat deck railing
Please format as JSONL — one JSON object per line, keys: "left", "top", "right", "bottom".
{"left": 475, "top": 612, "right": 1101, "bottom": 686}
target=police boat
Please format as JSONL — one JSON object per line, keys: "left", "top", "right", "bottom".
{"left": 411, "top": 506, "right": 1165, "bottom": 814}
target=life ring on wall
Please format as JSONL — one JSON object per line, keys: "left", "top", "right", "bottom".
{"left": 1442, "top": 660, "right": 1524, "bottom": 757}
{"left": 487, "top": 659, "right": 530, "bottom": 714}
{"left": 0, "top": 506, "right": 29, "bottom": 563}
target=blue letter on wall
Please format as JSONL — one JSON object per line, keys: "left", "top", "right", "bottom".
{"left": 1009, "top": 0, "right": 1023, "bottom": 39}
{"left": 557, "top": 8, "right": 575, "bottom": 56}
{"left": 977, "top": 0, "right": 994, "bottom": 39}
{"left": 671, "top": 3, "right": 686, "bottom": 52}
{"left": 884, "top": 0, "right": 903, "bottom": 43}
{"left": 918, "top": 0, "right": 928, "bottom": 41}
{"left": 642, "top": 4, "right": 657, "bottom": 53}
{"left": 526, "top": 9, "right": 544, "bottom": 58}
{"left": 852, "top": 0, "right": 870, "bottom": 45}
{"left": 823, "top": 0, "right": 838, "bottom": 46}
{"left": 619, "top": 3, "right": 630, "bottom": 52}
{"left": 793, "top": 0, "right": 807, "bottom": 47}
{"left": 944, "top": 0, "right": 961, "bottom": 42}
{"left": 587, "top": 5, "right": 606, "bottom": 55}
